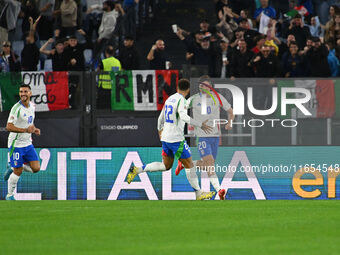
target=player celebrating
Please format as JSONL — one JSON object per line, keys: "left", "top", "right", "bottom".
{"left": 127, "top": 79, "right": 215, "bottom": 200}
{"left": 3, "top": 84, "right": 41, "bottom": 200}
{"left": 176, "top": 76, "right": 234, "bottom": 200}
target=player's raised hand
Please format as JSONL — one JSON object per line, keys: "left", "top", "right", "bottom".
{"left": 27, "top": 125, "right": 35, "bottom": 133}
{"left": 34, "top": 128, "right": 41, "bottom": 136}
{"left": 201, "top": 120, "right": 213, "bottom": 134}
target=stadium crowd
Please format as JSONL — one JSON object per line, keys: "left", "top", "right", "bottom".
{"left": 0, "top": 0, "right": 340, "bottom": 78}
{"left": 175, "top": 0, "right": 340, "bottom": 78}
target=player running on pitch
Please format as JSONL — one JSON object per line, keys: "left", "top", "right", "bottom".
{"left": 3, "top": 84, "right": 41, "bottom": 200}
{"left": 127, "top": 79, "right": 216, "bottom": 200}
{"left": 175, "top": 76, "right": 234, "bottom": 200}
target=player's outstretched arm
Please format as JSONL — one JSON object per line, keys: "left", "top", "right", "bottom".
{"left": 6, "top": 123, "right": 35, "bottom": 133}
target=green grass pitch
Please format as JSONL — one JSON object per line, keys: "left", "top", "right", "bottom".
{"left": 0, "top": 201, "right": 339, "bottom": 255}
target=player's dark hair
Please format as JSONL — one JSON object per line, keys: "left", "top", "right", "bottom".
{"left": 178, "top": 79, "right": 190, "bottom": 91}
{"left": 20, "top": 84, "right": 31, "bottom": 90}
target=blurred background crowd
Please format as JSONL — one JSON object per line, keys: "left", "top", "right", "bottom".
{"left": 1, "top": 0, "right": 340, "bottom": 78}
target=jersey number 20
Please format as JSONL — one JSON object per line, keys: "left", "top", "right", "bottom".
{"left": 165, "top": 105, "right": 173, "bottom": 123}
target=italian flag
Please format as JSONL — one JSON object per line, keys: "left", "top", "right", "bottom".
{"left": 0, "top": 72, "right": 69, "bottom": 112}
{"left": 277, "top": 80, "right": 339, "bottom": 118}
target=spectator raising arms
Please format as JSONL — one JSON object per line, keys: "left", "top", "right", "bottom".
{"left": 286, "top": 14, "right": 311, "bottom": 50}
{"left": 147, "top": 40, "right": 170, "bottom": 70}
{"left": 40, "top": 38, "right": 68, "bottom": 71}
{"left": 21, "top": 16, "right": 41, "bottom": 71}
{"left": 304, "top": 37, "right": 331, "bottom": 77}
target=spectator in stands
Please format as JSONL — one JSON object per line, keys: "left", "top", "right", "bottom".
{"left": 302, "top": 37, "right": 314, "bottom": 53}
{"left": 0, "top": 41, "right": 21, "bottom": 72}
{"left": 200, "top": 19, "right": 211, "bottom": 33}
{"left": 239, "top": 9, "right": 253, "bottom": 29}
{"left": 314, "top": 2, "right": 339, "bottom": 25}
{"left": 254, "top": 0, "right": 276, "bottom": 22}
{"left": 304, "top": 37, "right": 331, "bottom": 77}
{"left": 215, "top": 0, "right": 230, "bottom": 18}
{"left": 175, "top": 29, "right": 204, "bottom": 64}
{"left": 191, "top": 36, "right": 219, "bottom": 77}
{"left": 325, "top": 12, "right": 340, "bottom": 47}
{"left": 111, "top": 2, "right": 126, "bottom": 49}
{"left": 147, "top": 39, "right": 170, "bottom": 70}
{"left": 307, "top": 16, "right": 323, "bottom": 37}
{"left": 97, "top": 45, "right": 121, "bottom": 109}
{"left": 326, "top": 42, "right": 340, "bottom": 77}
{"left": 216, "top": 38, "right": 232, "bottom": 78}
{"left": 230, "top": 39, "right": 255, "bottom": 78}
{"left": 282, "top": 41, "right": 306, "bottom": 77}
{"left": 20, "top": 0, "right": 39, "bottom": 39}
{"left": 216, "top": 6, "right": 238, "bottom": 41}
{"left": 123, "top": 0, "right": 138, "bottom": 39}
{"left": 286, "top": 14, "right": 311, "bottom": 50}
{"left": 93, "top": 0, "right": 118, "bottom": 64}
{"left": 40, "top": 38, "right": 68, "bottom": 71}
{"left": 37, "top": 0, "right": 55, "bottom": 40}
{"left": 230, "top": 27, "right": 245, "bottom": 48}
{"left": 239, "top": 18, "right": 259, "bottom": 49}
{"left": 324, "top": 5, "right": 340, "bottom": 31}
{"left": 83, "top": 0, "right": 105, "bottom": 41}
{"left": 251, "top": 44, "right": 280, "bottom": 77}
{"left": 64, "top": 35, "right": 86, "bottom": 71}
{"left": 229, "top": 0, "right": 255, "bottom": 16}
{"left": 54, "top": 0, "right": 78, "bottom": 38}
{"left": 118, "top": 35, "right": 140, "bottom": 70}
{"left": 252, "top": 34, "right": 266, "bottom": 54}
{"left": 250, "top": 44, "right": 280, "bottom": 109}
{"left": 21, "top": 17, "right": 41, "bottom": 71}
{"left": 271, "top": 0, "right": 290, "bottom": 18}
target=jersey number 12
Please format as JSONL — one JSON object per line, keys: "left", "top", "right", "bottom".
{"left": 165, "top": 105, "right": 173, "bottom": 123}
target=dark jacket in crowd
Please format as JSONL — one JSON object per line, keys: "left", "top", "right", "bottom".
{"left": 244, "top": 29, "right": 260, "bottom": 49}
{"left": 64, "top": 44, "right": 85, "bottom": 71}
{"left": 118, "top": 46, "right": 140, "bottom": 70}
{"left": 190, "top": 43, "right": 220, "bottom": 77}
{"left": 182, "top": 36, "right": 201, "bottom": 64}
{"left": 251, "top": 52, "right": 281, "bottom": 77}
{"left": 49, "top": 51, "right": 68, "bottom": 71}
{"left": 230, "top": 49, "right": 255, "bottom": 77}
{"left": 149, "top": 50, "right": 167, "bottom": 70}
{"left": 305, "top": 44, "right": 331, "bottom": 77}
{"left": 286, "top": 25, "right": 311, "bottom": 49}
{"left": 281, "top": 52, "right": 306, "bottom": 77}
{"left": 21, "top": 43, "right": 40, "bottom": 71}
